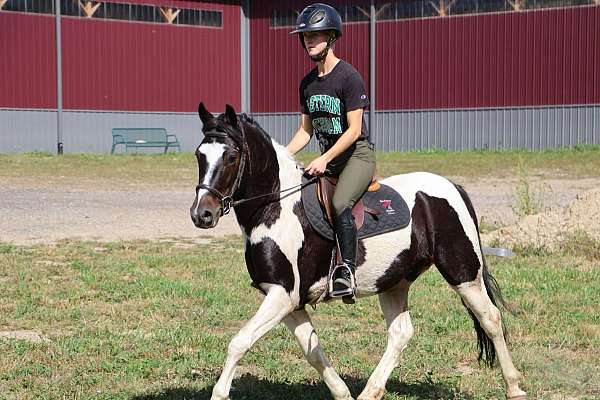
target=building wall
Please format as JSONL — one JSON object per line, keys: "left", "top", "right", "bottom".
{"left": 254, "top": 105, "right": 600, "bottom": 152}
{"left": 0, "top": 109, "right": 202, "bottom": 153}
{"left": 0, "top": 13, "right": 57, "bottom": 109}
{"left": 375, "top": 5, "right": 600, "bottom": 110}
{"left": 249, "top": 0, "right": 371, "bottom": 113}
{"left": 250, "top": 3, "right": 600, "bottom": 112}
{"left": 0, "top": 0, "right": 241, "bottom": 113}
{"left": 1, "top": 1, "right": 599, "bottom": 153}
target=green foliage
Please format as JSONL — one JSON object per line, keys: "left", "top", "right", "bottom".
{"left": 511, "top": 157, "right": 546, "bottom": 217}
{"left": 0, "top": 243, "right": 16, "bottom": 254}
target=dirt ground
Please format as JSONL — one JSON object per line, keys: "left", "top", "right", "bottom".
{"left": 1, "top": 176, "right": 599, "bottom": 246}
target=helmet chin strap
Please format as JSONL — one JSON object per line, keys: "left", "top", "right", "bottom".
{"left": 308, "top": 35, "right": 337, "bottom": 63}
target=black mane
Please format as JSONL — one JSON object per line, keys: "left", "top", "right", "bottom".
{"left": 212, "top": 112, "right": 272, "bottom": 146}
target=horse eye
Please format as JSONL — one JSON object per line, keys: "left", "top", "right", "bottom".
{"left": 225, "top": 153, "right": 238, "bottom": 164}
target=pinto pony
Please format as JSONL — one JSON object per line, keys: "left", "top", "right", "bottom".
{"left": 190, "top": 104, "right": 526, "bottom": 400}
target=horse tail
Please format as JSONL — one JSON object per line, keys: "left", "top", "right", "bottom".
{"left": 454, "top": 183, "right": 510, "bottom": 367}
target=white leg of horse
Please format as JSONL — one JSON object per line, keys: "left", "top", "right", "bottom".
{"left": 454, "top": 275, "right": 527, "bottom": 400}
{"left": 283, "top": 310, "right": 353, "bottom": 400}
{"left": 358, "top": 281, "right": 413, "bottom": 400}
{"left": 211, "top": 284, "right": 294, "bottom": 400}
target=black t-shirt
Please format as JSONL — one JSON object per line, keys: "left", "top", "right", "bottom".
{"left": 299, "top": 60, "right": 370, "bottom": 167}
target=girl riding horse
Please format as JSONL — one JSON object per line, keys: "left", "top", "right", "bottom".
{"left": 286, "top": 3, "right": 375, "bottom": 302}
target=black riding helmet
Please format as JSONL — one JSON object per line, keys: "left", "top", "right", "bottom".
{"left": 289, "top": 3, "right": 343, "bottom": 62}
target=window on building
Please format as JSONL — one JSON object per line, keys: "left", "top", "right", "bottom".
{"left": 377, "top": 1, "right": 438, "bottom": 20}
{"left": 200, "top": 9, "right": 222, "bottom": 27}
{"left": 60, "top": 0, "right": 80, "bottom": 16}
{"left": 526, "top": 0, "right": 595, "bottom": 9}
{"left": 271, "top": 8, "right": 298, "bottom": 27}
{"left": 2, "top": 0, "right": 54, "bottom": 14}
{"left": 29, "top": 0, "right": 54, "bottom": 13}
{"left": 335, "top": 4, "right": 370, "bottom": 23}
{"left": 271, "top": 5, "right": 373, "bottom": 27}
{"left": 477, "top": 0, "right": 510, "bottom": 12}
{"left": 450, "top": 0, "right": 480, "bottom": 15}
{"left": 101, "top": 2, "right": 130, "bottom": 21}
{"left": 0, "top": 0, "right": 222, "bottom": 28}
{"left": 376, "top": 0, "right": 595, "bottom": 20}
{"left": 130, "top": 3, "right": 159, "bottom": 23}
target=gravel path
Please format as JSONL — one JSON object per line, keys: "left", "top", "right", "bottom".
{"left": 0, "top": 187, "right": 241, "bottom": 245}
{"left": 1, "top": 177, "right": 598, "bottom": 245}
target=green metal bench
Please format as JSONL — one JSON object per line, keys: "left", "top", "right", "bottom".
{"left": 111, "top": 128, "right": 181, "bottom": 154}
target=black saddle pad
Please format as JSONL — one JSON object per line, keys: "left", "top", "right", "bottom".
{"left": 301, "top": 176, "right": 411, "bottom": 241}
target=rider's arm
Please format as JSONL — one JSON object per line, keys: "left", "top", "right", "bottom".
{"left": 286, "top": 114, "right": 313, "bottom": 155}
{"left": 319, "top": 108, "right": 363, "bottom": 162}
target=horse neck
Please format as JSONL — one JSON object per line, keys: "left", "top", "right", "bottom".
{"left": 233, "top": 128, "right": 303, "bottom": 234}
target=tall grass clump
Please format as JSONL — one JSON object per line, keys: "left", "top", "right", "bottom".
{"left": 512, "top": 157, "right": 546, "bottom": 217}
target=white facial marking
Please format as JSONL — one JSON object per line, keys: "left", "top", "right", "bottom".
{"left": 194, "top": 142, "right": 227, "bottom": 215}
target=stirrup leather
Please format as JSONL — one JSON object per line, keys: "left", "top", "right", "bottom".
{"left": 329, "top": 262, "right": 356, "bottom": 298}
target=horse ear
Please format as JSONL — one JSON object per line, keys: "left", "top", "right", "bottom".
{"left": 225, "top": 104, "right": 238, "bottom": 129}
{"left": 198, "top": 102, "right": 215, "bottom": 126}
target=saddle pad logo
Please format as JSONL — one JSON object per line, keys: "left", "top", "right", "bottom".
{"left": 379, "top": 199, "right": 395, "bottom": 215}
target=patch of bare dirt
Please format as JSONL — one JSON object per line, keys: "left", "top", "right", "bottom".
{"left": 1, "top": 176, "right": 599, "bottom": 246}
{"left": 482, "top": 188, "right": 600, "bottom": 250}
{"left": 0, "top": 330, "right": 50, "bottom": 343}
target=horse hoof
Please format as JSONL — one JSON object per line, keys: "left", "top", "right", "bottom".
{"left": 508, "top": 395, "right": 527, "bottom": 400}
{"left": 357, "top": 387, "right": 386, "bottom": 400}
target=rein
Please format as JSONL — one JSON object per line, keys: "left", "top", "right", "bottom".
{"left": 198, "top": 128, "right": 320, "bottom": 216}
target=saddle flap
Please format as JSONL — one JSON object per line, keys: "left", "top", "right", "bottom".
{"left": 316, "top": 176, "right": 365, "bottom": 230}
{"left": 302, "top": 175, "right": 410, "bottom": 242}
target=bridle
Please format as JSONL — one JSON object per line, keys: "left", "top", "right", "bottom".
{"left": 196, "top": 126, "right": 319, "bottom": 217}
{"left": 196, "top": 129, "right": 248, "bottom": 216}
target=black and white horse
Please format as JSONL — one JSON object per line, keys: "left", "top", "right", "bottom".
{"left": 190, "top": 103, "right": 526, "bottom": 400}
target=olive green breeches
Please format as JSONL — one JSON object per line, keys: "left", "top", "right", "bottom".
{"left": 330, "top": 140, "right": 376, "bottom": 216}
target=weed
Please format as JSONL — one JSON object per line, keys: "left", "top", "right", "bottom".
{"left": 559, "top": 230, "right": 600, "bottom": 261}
{"left": 512, "top": 157, "right": 546, "bottom": 217}
{"left": 0, "top": 243, "right": 16, "bottom": 254}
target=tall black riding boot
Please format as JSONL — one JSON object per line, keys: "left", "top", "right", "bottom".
{"left": 331, "top": 208, "right": 357, "bottom": 303}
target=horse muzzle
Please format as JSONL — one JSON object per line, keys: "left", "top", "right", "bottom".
{"left": 190, "top": 195, "right": 222, "bottom": 229}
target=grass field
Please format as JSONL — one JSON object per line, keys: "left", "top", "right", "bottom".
{"left": 0, "top": 237, "right": 599, "bottom": 400}
{"left": 1, "top": 148, "right": 599, "bottom": 399}
{"left": 1, "top": 146, "right": 599, "bottom": 189}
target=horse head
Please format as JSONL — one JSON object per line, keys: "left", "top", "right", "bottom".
{"left": 190, "top": 102, "right": 248, "bottom": 229}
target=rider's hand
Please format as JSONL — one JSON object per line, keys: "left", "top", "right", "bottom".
{"left": 305, "top": 155, "right": 330, "bottom": 176}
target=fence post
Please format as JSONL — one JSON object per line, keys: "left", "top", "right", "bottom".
{"left": 369, "top": 0, "right": 376, "bottom": 147}
{"left": 55, "top": 0, "right": 63, "bottom": 154}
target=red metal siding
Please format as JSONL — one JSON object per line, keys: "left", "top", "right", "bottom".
{"left": 376, "top": 5, "right": 600, "bottom": 110}
{"left": 1, "top": 0, "right": 239, "bottom": 113}
{"left": 62, "top": 0, "right": 240, "bottom": 112}
{"left": 0, "top": 13, "right": 57, "bottom": 109}
{"left": 250, "top": 0, "right": 370, "bottom": 113}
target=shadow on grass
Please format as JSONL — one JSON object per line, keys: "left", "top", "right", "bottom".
{"left": 131, "top": 373, "right": 475, "bottom": 400}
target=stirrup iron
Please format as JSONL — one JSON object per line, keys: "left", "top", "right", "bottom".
{"left": 329, "top": 263, "right": 356, "bottom": 299}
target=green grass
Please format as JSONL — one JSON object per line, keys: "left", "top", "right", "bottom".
{"left": 1, "top": 238, "right": 599, "bottom": 399}
{"left": 1, "top": 146, "right": 599, "bottom": 190}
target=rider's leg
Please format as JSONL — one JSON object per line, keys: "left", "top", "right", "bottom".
{"left": 331, "top": 140, "right": 375, "bottom": 301}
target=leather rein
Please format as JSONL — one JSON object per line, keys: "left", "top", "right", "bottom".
{"left": 197, "top": 129, "right": 319, "bottom": 217}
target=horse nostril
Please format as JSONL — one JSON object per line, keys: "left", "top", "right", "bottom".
{"left": 201, "top": 210, "right": 213, "bottom": 223}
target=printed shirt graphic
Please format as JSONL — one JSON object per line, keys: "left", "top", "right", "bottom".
{"left": 300, "top": 61, "right": 370, "bottom": 167}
